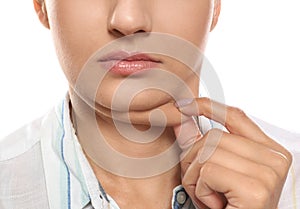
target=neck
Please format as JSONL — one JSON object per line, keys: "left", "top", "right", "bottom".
{"left": 88, "top": 155, "right": 181, "bottom": 209}
{"left": 70, "top": 91, "right": 182, "bottom": 208}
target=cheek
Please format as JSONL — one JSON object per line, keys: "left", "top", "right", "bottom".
{"left": 46, "top": 0, "right": 111, "bottom": 86}
{"left": 152, "top": 0, "right": 213, "bottom": 49}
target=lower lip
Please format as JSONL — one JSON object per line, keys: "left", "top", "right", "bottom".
{"left": 100, "top": 60, "right": 159, "bottom": 76}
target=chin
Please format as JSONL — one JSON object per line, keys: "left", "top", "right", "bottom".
{"left": 95, "top": 88, "right": 174, "bottom": 112}
{"left": 128, "top": 90, "right": 174, "bottom": 111}
{"left": 94, "top": 98, "right": 188, "bottom": 127}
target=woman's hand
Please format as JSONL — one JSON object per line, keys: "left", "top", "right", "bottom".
{"left": 173, "top": 98, "right": 292, "bottom": 209}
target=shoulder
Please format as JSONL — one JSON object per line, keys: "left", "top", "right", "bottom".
{"left": 252, "top": 116, "right": 300, "bottom": 152}
{"left": 0, "top": 117, "right": 43, "bottom": 161}
{"left": 0, "top": 97, "right": 68, "bottom": 208}
{"left": 0, "top": 97, "right": 65, "bottom": 161}
{"left": 0, "top": 117, "right": 50, "bottom": 208}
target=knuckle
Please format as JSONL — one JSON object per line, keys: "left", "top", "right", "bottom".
{"left": 249, "top": 180, "right": 270, "bottom": 206}
{"left": 272, "top": 151, "right": 292, "bottom": 173}
{"left": 199, "top": 97, "right": 212, "bottom": 112}
{"left": 277, "top": 155, "right": 290, "bottom": 169}
{"left": 260, "top": 165, "right": 280, "bottom": 189}
{"left": 199, "top": 97, "right": 211, "bottom": 104}
{"left": 199, "top": 129, "right": 224, "bottom": 162}
{"left": 271, "top": 140, "right": 293, "bottom": 168}
{"left": 283, "top": 149, "right": 293, "bottom": 166}
{"left": 204, "top": 128, "right": 224, "bottom": 145}
{"left": 227, "top": 106, "right": 247, "bottom": 119}
{"left": 200, "top": 162, "right": 215, "bottom": 176}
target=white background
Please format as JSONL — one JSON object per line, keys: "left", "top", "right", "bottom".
{"left": 0, "top": 0, "right": 299, "bottom": 139}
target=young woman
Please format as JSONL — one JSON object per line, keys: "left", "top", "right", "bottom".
{"left": 0, "top": 0, "right": 299, "bottom": 208}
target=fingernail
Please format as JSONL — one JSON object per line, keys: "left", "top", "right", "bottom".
{"left": 175, "top": 98, "right": 194, "bottom": 108}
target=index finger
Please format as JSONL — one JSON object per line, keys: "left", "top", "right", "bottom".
{"left": 175, "top": 97, "right": 270, "bottom": 143}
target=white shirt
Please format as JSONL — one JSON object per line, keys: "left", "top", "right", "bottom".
{"left": 0, "top": 95, "right": 299, "bottom": 209}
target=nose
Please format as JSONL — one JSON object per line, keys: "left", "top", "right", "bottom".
{"left": 108, "top": 0, "right": 152, "bottom": 36}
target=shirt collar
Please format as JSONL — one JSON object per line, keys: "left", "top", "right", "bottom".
{"left": 41, "top": 94, "right": 110, "bottom": 209}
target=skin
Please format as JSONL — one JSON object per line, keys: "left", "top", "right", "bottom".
{"left": 33, "top": 0, "right": 291, "bottom": 208}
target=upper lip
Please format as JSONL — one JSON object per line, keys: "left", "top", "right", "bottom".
{"left": 98, "top": 51, "right": 161, "bottom": 63}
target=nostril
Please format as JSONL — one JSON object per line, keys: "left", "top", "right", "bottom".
{"left": 134, "top": 30, "right": 146, "bottom": 34}
{"left": 110, "top": 28, "right": 125, "bottom": 37}
{"left": 110, "top": 29, "right": 146, "bottom": 37}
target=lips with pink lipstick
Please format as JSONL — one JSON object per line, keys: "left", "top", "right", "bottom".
{"left": 98, "top": 51, "right": 161, "bottom": 76}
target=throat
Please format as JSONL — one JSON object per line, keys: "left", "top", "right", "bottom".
{"left": 95, "top": 114, "right": 178, "bottom": 158}
{"left": 88, "top": 157, "right": 181, "bottom": 209}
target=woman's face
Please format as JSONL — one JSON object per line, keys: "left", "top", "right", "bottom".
{"left": 40, "top": 0, "right": 219, "bottom": 125}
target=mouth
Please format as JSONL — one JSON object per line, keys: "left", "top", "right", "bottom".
{"left": 98, "top": 51, "right": 162, "bottom": 76}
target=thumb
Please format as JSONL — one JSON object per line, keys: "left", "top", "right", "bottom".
{"left": 173, "top": 117, "right": 203, "bottom": 152}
